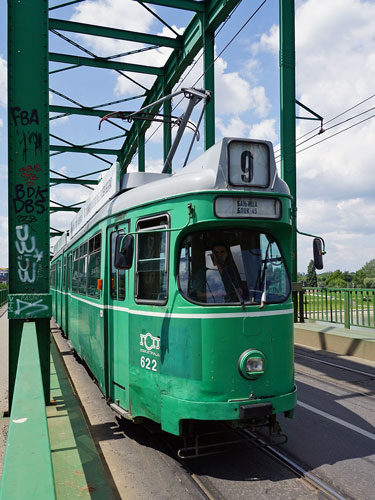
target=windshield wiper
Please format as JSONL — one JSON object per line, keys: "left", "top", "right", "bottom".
{"left": 212, "top": 250, "right": 246, "bottom": 310}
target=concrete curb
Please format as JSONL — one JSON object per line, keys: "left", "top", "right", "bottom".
{"left": 294, "top": 322, "right": 375, "bottom": 362}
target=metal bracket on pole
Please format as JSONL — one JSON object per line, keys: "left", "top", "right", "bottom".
{"left": 296, "top": 99, "right": 324, "bottom": 133}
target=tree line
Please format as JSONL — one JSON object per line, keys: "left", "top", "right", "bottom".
{"left": 298, "top": 259, "right": 375, "bottom": 288}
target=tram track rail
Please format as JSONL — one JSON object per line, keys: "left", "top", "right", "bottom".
{"left": 295, "top": 352, "right": 375, "bottom": 379}
{"left": 158, "top": 424, "right": 354, "bottom": 500}
{"left": 241, "top": 429, "right": 353, "bottom": 500}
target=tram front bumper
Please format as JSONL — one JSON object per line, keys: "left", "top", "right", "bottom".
{"left": 160, "top": 385, "right": 297, "bottom": 435}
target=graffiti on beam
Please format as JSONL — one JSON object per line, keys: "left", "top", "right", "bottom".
{"left": 14, "top": 298, "right": 48, "bottom": 317}
{"left": 8, "top": 293, "right": 52, "bottom": 319}
{"left": 19, "top": 163, "right": 42, "bottom": 186}
{"left": 15, "top": 225, "right": 43, "bottom": 284}
{"left": 13, "top": 184, "right": 47, "bottom": 214}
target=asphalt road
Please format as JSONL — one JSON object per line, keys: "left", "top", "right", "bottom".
{"left": 279, "top": 347, "right": 375, "bottom": 500}
{"left": 1, "top": 315, "right": 374, "bottom": 499}
{"left": 51, "top": 327, "right": 375, "bottom": 500}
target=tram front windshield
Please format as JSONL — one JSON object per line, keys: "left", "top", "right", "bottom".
{"left": 178, "top": 229, "right": 290, "bottom": 305}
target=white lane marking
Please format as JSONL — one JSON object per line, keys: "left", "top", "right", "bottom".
{"left": 298, "top": 401, "right": 375, "bottom": 441}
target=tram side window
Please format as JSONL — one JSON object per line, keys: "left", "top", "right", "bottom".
{"left": 50, "top": 265, "right": 56, "bottom": 287}
{"left": 87, "top": 232, "right": 101, "bottom": 298}
{"left": 68, "top": 253, "right": 72, "bottom": 291}
{"left": 136, "top": 215, "right": 169, "bottom": 303}
{"left": 63, "top": 256, "right": 67, "bottom": 289}
{"left": 72, "top": 243, "right": 88, "bottom": 295}
{"left": 110, "top": 231, "right": 125, "bottom": 301}
{"left": 57, "top": 260, "right": 61, "bottom": 289}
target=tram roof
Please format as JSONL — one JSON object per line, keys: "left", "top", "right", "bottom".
{"left": 53, "top": 137, "right": 290, "bottom": 254}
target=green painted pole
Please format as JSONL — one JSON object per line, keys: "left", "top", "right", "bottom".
{"left": 0, "top": 323, "right": 56, "bottom": 500}
{"left": 138, "top": 129, "right": 145, "bottom": 172}
{"left": 163, "top": 89, "right": 172, "bottom": 171}
{"left": 203, "top": 12, "right": 215, "bottom": 150}
{"left": 7, "top": 0, "right": 51, "bottom": 406}
{"left": 279, "top": 0, "right": 297, "bottom": 282}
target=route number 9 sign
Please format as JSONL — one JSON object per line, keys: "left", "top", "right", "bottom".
{"left": 227, "top": 140, "right": 270, "bottom": 188}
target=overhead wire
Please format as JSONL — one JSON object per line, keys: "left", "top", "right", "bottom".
{"left": 274, "top": 93, "right": 375, "bottom": 156}
{"left": 275, "top": 104, "right": 375, "bottom": 160}
{"left": 275, "top": 112, "right": 375, "bottom": 163}
{"left": 143, "top": 0, "right": 267, "bottom": 148}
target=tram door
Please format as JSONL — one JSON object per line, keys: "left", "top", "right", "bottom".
{"left": 107, "top": 224, "right": 130, "bottom": 411}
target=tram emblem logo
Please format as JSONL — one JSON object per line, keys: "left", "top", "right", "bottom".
{"left": 140, "top": 332, "right": 160, "bottom": 352}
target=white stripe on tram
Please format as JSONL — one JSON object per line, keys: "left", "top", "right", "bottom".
{"left": 52, "top": 290, "right": 293, "bottom": 320}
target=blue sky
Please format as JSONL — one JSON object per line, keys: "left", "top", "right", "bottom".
{"left": 0, "top": 0, "right": 374, "bottom": 273}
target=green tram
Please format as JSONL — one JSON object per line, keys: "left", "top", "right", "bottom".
{"left": 50, "top": 137, "right": 297, "bottom": 438}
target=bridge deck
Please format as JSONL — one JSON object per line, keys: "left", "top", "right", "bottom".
{"left": 0, "top": 310, "right": 118, "bottom": 499}
{"left": 0, "top": 308, "right": 374, "bottom": 498}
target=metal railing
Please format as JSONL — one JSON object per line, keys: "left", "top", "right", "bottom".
{"left": 296, "top": 287, "right": 375, "bottom": 329}
{"left": 0, "top": 322, "right": 56, "bottom": 500}
{"left": 0, "top": 288, "right": 7, "bottom": 307}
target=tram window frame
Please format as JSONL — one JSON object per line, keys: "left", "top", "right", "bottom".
{"left": 57, "top": 260, "right": 61, "bottom": 289}
{"left": 177, "top": 228, "right": 291, "bottom": 307}
{"left": 135, "top": 213, "right": 170, "bottom": 305}
{"left": 50, "top": 264, "right": 56, "bottom": 287}
{"left": 68, "top": 253, "right": 72, "bottom": 291}
{"left": 87, "top": 231, "right": 102, "bottom": 299}
{"left": 110, "top": 229, "right": 126, "bottom": 301}
{"left": 72, "top": 241, "right": 88, "bottom": 295}
{"left": 63, "top": 256, "right": 67, "bottom": 289}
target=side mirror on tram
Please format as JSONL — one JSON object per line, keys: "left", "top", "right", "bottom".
{"left": 115, "top": 234, "right": 134, "bottom": 269}
{"left": 313, "top": 237, "right": 324, "bottom": 270}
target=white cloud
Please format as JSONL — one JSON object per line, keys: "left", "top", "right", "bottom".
{"left": 0, "top": 55, "right": 6, "bottom": 108}
{"left": 0, "top": 216, "right": 7, "bottom": 266}
{"left": 51, "top": 184, "right": 89, "bottom": 206}
{"left": 0, "top": 164, "right": 6, "bottom": 180}
{"left": 249, "top": 119, "right": 277, "bottom": 142}
{"left": 70, "top": 0, "right": 178, "bottom": 97}
{"left": 71, "top": 0, "right": 155, "bottom": 35}
{"left": 256, "top": 0, "right": 375, "bottom": 271}
{"left": 127, "top": 157, "right": 163, "bottom": 173}
{"left": 216, "top": 116, "right": 250, "bottom": 138}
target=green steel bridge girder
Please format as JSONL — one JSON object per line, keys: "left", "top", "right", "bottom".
{"left": 50, "top": 206, "right": 81, "bottom": 212}
{"left": 50, "top": 178, "right": 100, "bottom": 185}
{"left": 141, "top": 0, "right": 205, "bottom": 12}
{"left": 50, "top": 144, "right": 120, "bottom": 155}
{"left": 49, "top": 52, "right": 164, "bottom": 75}
{"left": 116, "top": 0, "right": 242, "bottom": 173}
{"left": 49, "top": 18, "right": 183, "bottom": 49}
{"left": 49, "top": 105, "right": 128, "bottom": 118}
{"left": 47, "top": 0, "right": 241, "bottom": 176}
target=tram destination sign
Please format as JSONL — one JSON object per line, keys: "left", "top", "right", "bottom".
{"left": 215, "top": 196, "right": 281, "bottom": 219}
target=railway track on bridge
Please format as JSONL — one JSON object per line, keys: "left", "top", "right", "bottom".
{"left": 158, "top": 426, "right": 353, "bottom": 500}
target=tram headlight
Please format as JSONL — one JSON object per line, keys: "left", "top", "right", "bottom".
{"left": 238, "top": 349, "right": 265, "bottom": 379}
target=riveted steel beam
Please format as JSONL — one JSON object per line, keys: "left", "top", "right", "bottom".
{"left": 8, "top": 0, "right": 51, "bottom": 409}
{"left": 50, "top": 178, "right": 100, "bottom": 185}
{"left": 142, "top": 0, "right": 205, "bottom": 12}
{"left": 49, "top": 52, "right": 164, "bottom": 75}
{"left": 50, "top": 105, "right": 117, "bottom": 118}
{"left": 49, "top": 18, "right": 182, "bottom": 49}
{"left": 279, "top": 0, "right": 297, "bottom": 281}
{"left": 50, "top": 145, "right": 119, "bottom": 155}
{"left": 118, "top": 0, "right": 241, "bottom": 172}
